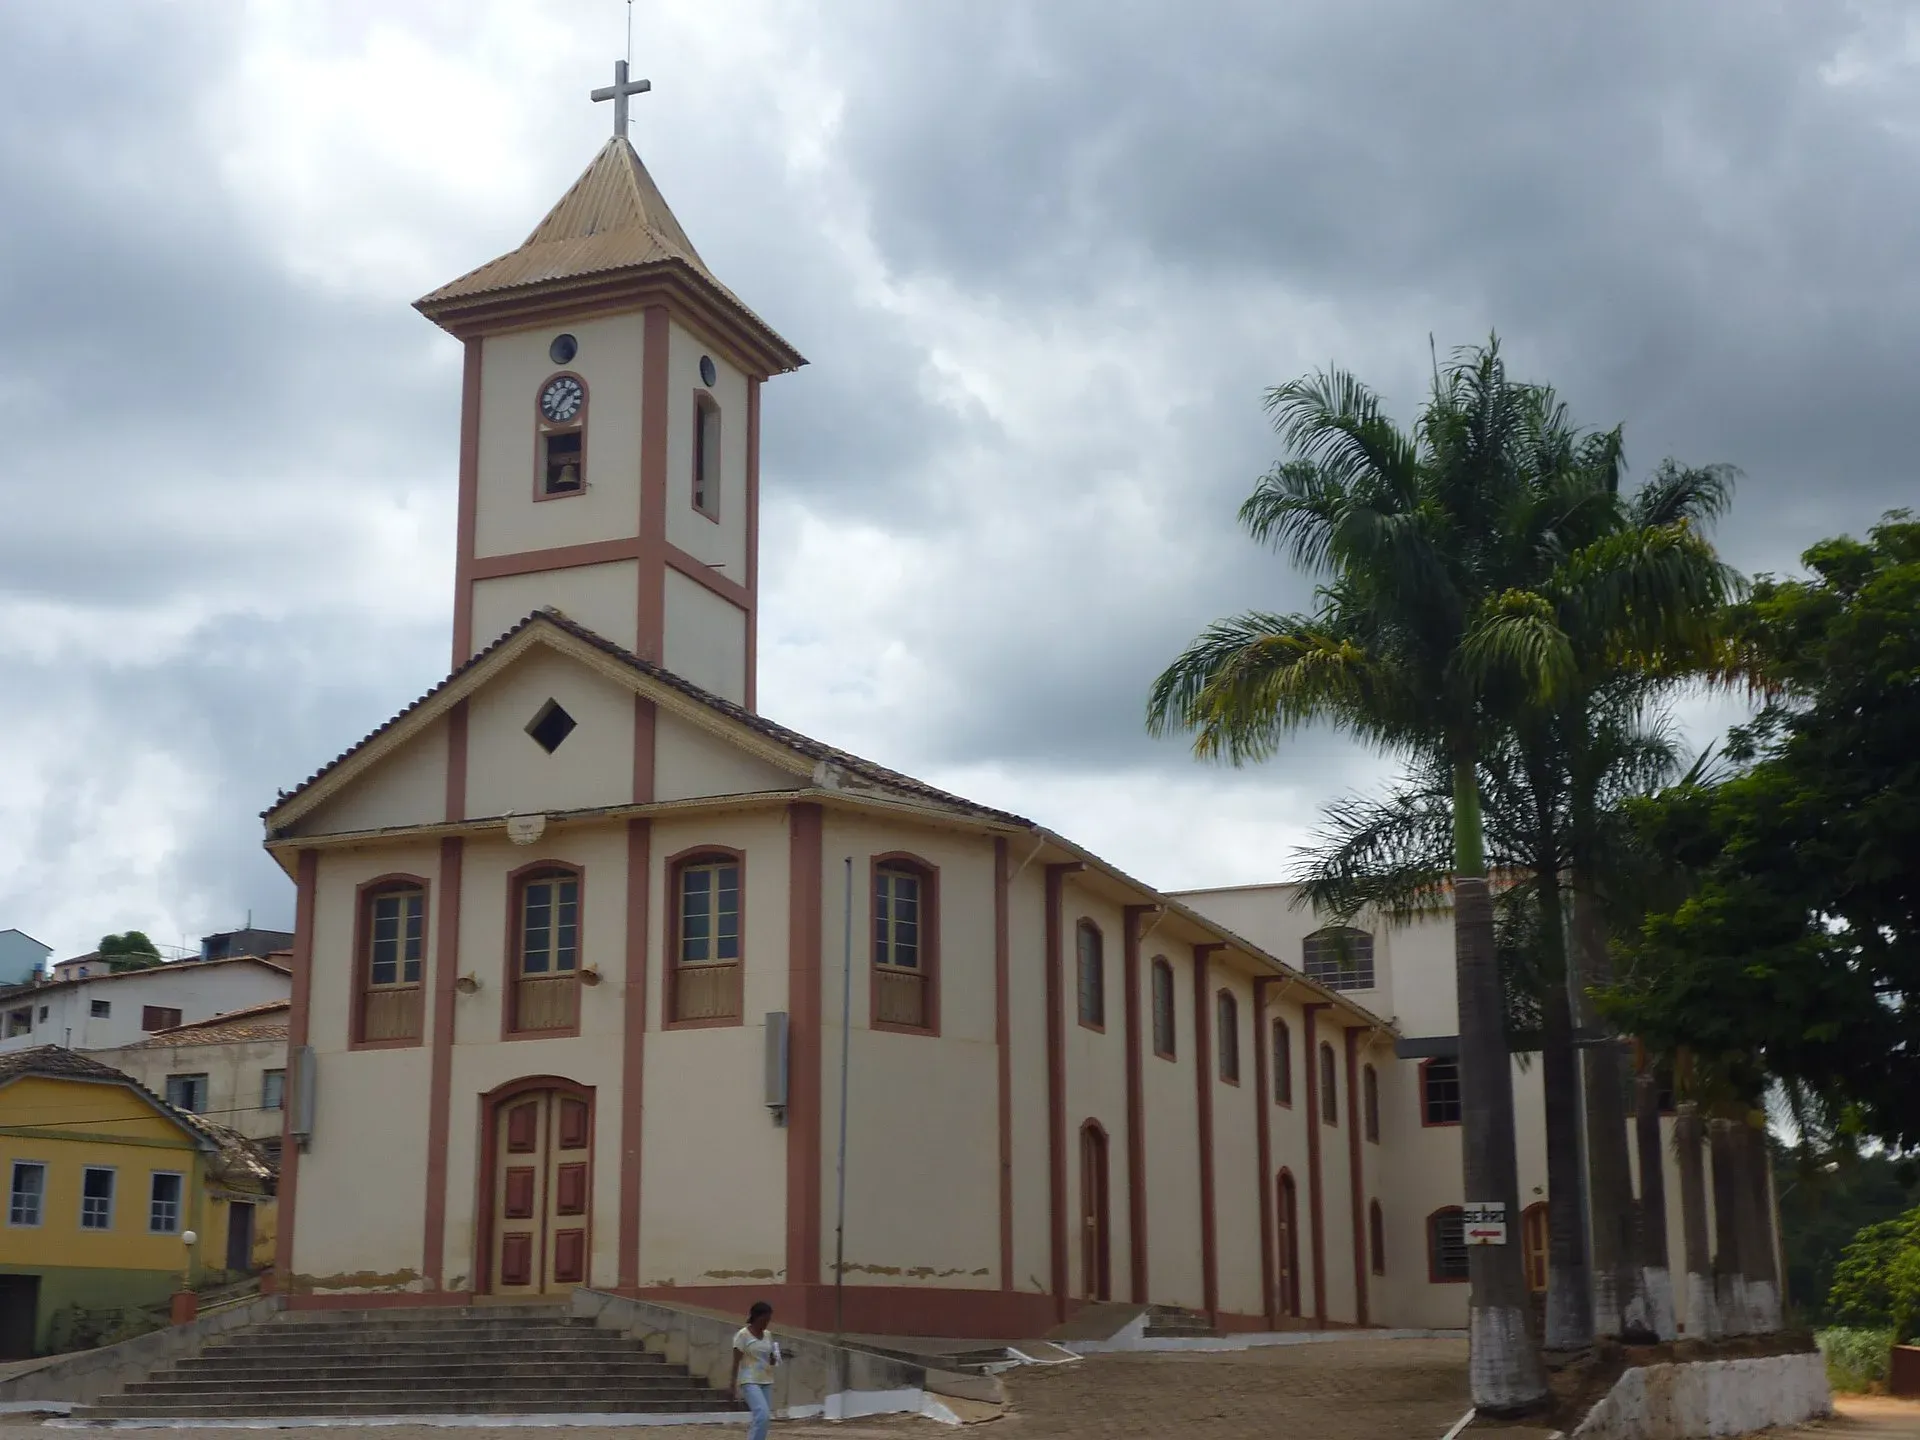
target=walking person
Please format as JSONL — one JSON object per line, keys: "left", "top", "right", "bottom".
{"left": 731, "top": 1301, "right": 779, "bottom": 1440}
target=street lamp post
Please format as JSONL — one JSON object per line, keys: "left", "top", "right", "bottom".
{"left": 171, "top": 1230, "right": 200, "bottom": 1327}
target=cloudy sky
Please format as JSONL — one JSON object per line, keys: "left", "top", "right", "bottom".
{"left": 3, "top": 1, "right": 1915, "bottom": 959}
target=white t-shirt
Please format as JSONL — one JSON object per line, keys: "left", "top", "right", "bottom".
{"left": 733, "top": 1327, "right": 777, "bottom": 1387}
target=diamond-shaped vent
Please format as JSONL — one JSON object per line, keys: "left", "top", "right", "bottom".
{"left": 526, "top": 699, "right": 577, "bottom": 754}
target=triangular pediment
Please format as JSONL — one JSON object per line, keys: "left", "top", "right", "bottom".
{"left": 265, "top": 611, "right": 1022, "bottom": 842}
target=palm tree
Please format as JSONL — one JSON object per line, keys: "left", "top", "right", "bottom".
{"left": 1149, "top": 341, "right": 1556, "bottom": 1413}
{"left": 1552, "top": 461, "right": 1739, "bottom": 1341}
{"left": 1248, "top": 404, "right": 1736, "bottom": 1350}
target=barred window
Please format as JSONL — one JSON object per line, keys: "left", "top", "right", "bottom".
{"left": 1429, "top": 1207, "right": 1469, "bottom": 1282}
{"left": 1151, "top": 958, "right": 1176, "bottom": 1059}
{"left": 1302, "top": 927, "right": 1375, "bottom": 991}
{"left": 1423, "top": 1057, "right": 1463, "bottom": 1126}
{"left": 1076, "top": 921, "right": 1105, "bottom": 1029}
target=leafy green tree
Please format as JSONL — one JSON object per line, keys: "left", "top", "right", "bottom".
{"left": 1827, "top": 1204, "right": 1920, "bottom": 1344}
{"left": 97, "top": 931, "right": 162, "bottom": 972}
{"left": 1150, "top": 341, "right": 1564, "bottom": 1410}
{"left": 1777, "top": 1146, "right": 1920, "bottom": 1324}
{"left": 1611, "top": 514, "right": 1920, "bottom": 1148}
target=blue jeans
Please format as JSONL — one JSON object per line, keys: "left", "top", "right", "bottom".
{"left": 742, "top": 1382, "right": 771, "bottom": 1440}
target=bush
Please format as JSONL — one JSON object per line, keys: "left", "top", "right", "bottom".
{"left": 1818, "top": 1327, "right": 1894, "bottom": 1392}
{"left": 1828, "top": 1204, "right": 1920, "bottom": 1343}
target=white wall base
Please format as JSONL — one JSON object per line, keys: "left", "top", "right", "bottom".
{"left": 1571, "top": 1352, "right": 1831, "bottom": 1440}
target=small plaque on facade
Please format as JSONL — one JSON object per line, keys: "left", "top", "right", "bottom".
{"left": 1463, "top": 1201, "right": 1508, "bottom": 1244}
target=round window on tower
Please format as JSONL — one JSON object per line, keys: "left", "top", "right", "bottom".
{"left": 699, "top": 354, "right": 717, "bottom": 387}
{"left": 549, "top": 333, "right": 579, "bottom": 365}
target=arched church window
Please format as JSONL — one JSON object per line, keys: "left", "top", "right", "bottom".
{"left": 692, "top": 391, "right": 721, "bottom": 520}
{"left": 1271, "top": 1017, "right": 1293, "bottom": 1105}
{"left": 1076, "top": 920, "right": 1105, "bottom": 1029}
{"left": 1150, "top": 958, "right": 1176, "bottom": 1060}
{"left": 509, "top": 864, "right": 582, "bottom": 1035}
{"left": 669, "top": 850, "right": 743, "bottom": 1025}
{"left": 536, "top": 372, "right": 588, "bottom": 498}
{"left": 1216, "top": 990, "right": 1240, "bottom": 1083}
{"left": 1363, "top": 1063, "right": 1380, "bottom": 1142}
{"left": 872, "top": 855, "right": 938, "bottom": 1033}
{"left": 1319, "top": 1042, "right": 1339, "bottom": 1125}
{"left": 355, "top": 876, "right": 427, "bottom": 1046}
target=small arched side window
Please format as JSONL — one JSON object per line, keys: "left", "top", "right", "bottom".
{"left": 1271, "top": 1018, "right": 1292, "bottom": 1106}
{"left": 1363, "top": 1063, "right": 1380, "bottom": 1143}
{"left": 1369, "top": 1199, "right": 1386, "bottom": 1276}
{"left": 1076, "top": 921, "right": 1105, "bottom": 1029}
{"left": 356, "top": 877, "right": 427, "bottom": 1046}
{"left": 1319, "top": 1042, "right": 1339, "bottom": 1126}
{"left": 692, "top": 391, "right": 721, "bottom": 519}
{"left": 1428, "top": 1207, "right": 1469, "bottom": 1283}
{"left": 1150, "top": 957, "right": 1176, "bottom": 1060}
{"left": 1216, "top": 990, "right": 1240, "bottom": 1084}
{"left": 872, "top": 856, "right": 938, "bottom": 1033}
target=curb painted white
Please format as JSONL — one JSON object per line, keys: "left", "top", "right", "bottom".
{"left": 1065, "top": 1325, "right": 1464, "bottom": 1356}
{"left": 1569, "top": 1352, "right": 1831, "bottom": 1440}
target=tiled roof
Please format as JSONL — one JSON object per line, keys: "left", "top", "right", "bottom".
{"left": 266, "top": 609, "right": 1033, "bottom": 832}
{"left": 414, "top": 139, "right": 802, "bottom": 373}
{"left": 138, "top": 1000, "right": 291, "bottom": 1048}
{"left": 0, "top": 1046, "right": 274, "bottom": 1192}
{"left": 0, "top": 955, "right": 290, "bottom": 1005}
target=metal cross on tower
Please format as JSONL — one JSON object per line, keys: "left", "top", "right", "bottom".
{"left": 591, "top": 59, "right": 651, "bottom": 136}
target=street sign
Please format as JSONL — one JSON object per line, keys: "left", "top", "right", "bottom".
{"left": 1462, "top": 1201, "right": 1508, "bottom": 1245}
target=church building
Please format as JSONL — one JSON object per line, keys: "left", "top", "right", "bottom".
{"left": 263, "top": 76, "right": 1700, "bottom": 1339}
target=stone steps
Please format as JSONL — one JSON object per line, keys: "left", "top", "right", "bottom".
{"left": 71, "top": 1309, "right": 742, "bottom": 1420}
{"left": 1142, "top": 1304, "right": 1220, "bottom": 1339}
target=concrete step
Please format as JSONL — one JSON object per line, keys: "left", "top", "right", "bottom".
{"left": 202, "top": 1334, "right": 641, "bottom": 1354}
{"left": 126, "top": 1379, "right": 710, "bottom": 1400}
{"left": 169, "top": 1356, "right": 671, "bottom": 1379}
{"left": 77, "top": 1398, "right": 737, "bottom": 1419}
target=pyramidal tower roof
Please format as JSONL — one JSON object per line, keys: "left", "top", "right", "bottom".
{"left": 416, "top": 136, "right": 803, "bottom": 376}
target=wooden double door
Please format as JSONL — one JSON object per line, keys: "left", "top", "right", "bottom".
{"left": 489, "top": 1087, "right": 593, "bottom": 1296}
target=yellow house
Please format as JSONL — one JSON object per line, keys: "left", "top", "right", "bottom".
{"left": 0, "top": 1047, "right": 275, "bottom": 1358}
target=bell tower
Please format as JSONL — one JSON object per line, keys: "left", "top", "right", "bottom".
{"left": 415, "top": 63, "right": 804, "bottom": 710}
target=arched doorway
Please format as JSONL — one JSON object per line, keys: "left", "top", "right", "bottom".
{"left": 478, "top": 1078, "right": 595, "bottom": 1297}
{"left": 1079, "top": 1121, "right": 1111, "bottom": 1301}
{"left": 1276, "top": 1170, "right": 1301, "bottom": 1318}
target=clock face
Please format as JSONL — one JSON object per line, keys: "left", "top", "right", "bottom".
{"left": 540, "top": 374, "right": 586, "bottom": 424}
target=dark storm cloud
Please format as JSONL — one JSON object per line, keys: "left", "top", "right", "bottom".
{"left": 770, "top": 0, "right": 1919, "bottom": 774}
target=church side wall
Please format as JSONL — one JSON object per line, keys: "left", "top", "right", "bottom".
{"left": 814, "top": 815, "right": 999, "bottom": 1294}
{"left": 291, "top": 843, "right": 441, "bottom": 1294}
{"left": 1211, "top": 963, "right": 1264, "bottom": 1319}
{"left": 1007, "top": 862, "right": 1052, "bottom": 1298}
{"left": 1141, "top": 943, "right": 1205, "bottom": 1310}
{"left": 1263, "top": 992, "right": 1312, "bottom": 1321}
{"left": 637, "top": 810, "right": 792, "bottom": 1290}
{"left": 1060, "top": 881, "right": 1134, "bottom": 1305}
{"left": 473, "top": 317, "right": 645, "bottom": 561}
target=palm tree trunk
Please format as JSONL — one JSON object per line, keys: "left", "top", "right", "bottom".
{"left": 1452, "top": 763, "right": 1548, "bottom": 1413}
{"left": 1674, "top": 1100, "right": 1717, "bottom": 1338}
{"left": 1633, "top": 1059, "right": 1677, "bottom": 1340}
{"left": 1537, "top": 871, "right": 1594, "bottom": 1351}
{"left": 1569, "top": 884, "right": 1654, "bottom": 1341}
{"left": 1738, "top": 1116, "right": 1781, "bottom": 1333}
{"left": 1709, "top": 1116, "right": 1750, "bottom": 1336}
